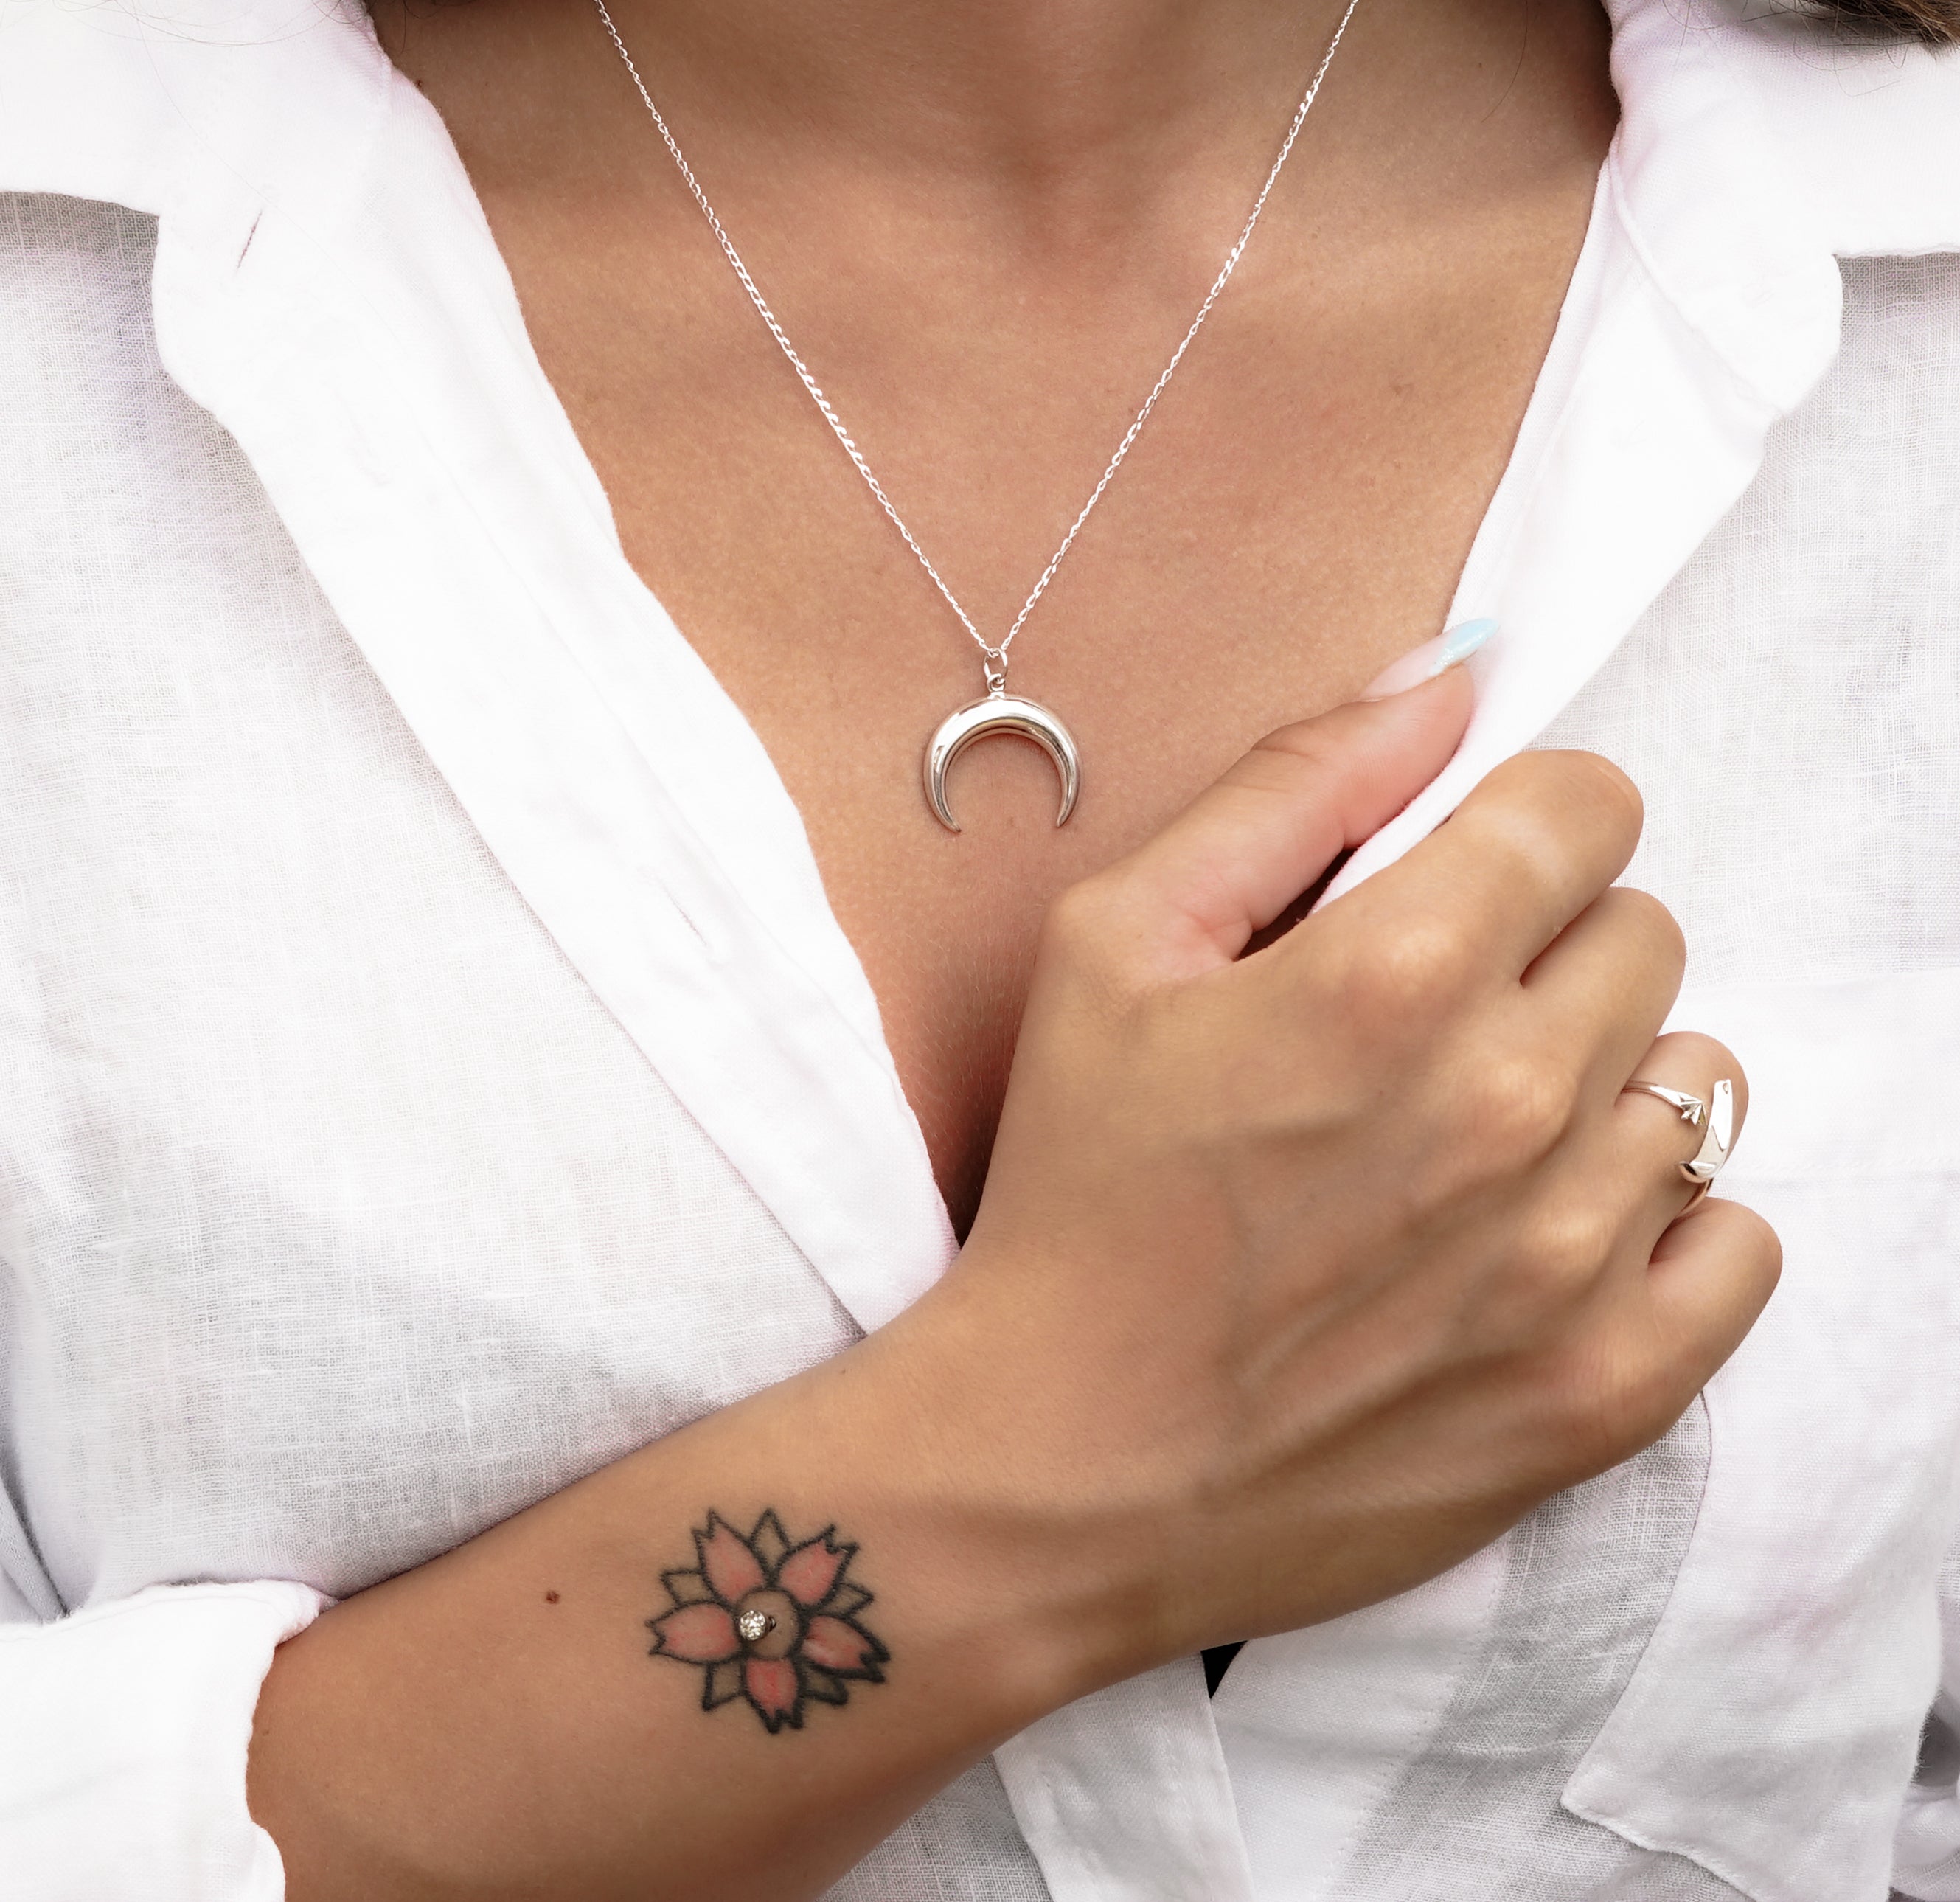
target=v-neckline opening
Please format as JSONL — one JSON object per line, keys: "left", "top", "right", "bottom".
{"left": 354, "top": 46, "right": 1624, "bottom": 1251}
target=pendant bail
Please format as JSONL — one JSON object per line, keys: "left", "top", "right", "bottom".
{"left": 983, "top": 659, "right": 1007, "bottom": 698}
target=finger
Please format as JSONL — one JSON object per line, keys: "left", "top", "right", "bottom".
{"left": 1553, "top": 1194, "right": 1778, "bottom": 1473}
{"left": 1643, "top": 1194, "right": 1782, "bottom": 1390}
{"left": 1102, "top": 667, "right": 1474, "bottom": 979}
{"left": 1613, "top": 1030, "right": 1751, "bottom": 1233}
{"left": 1335, "top": 750, "right": 1644, "bottom": 980}
{"left": 1523, "top": 887, "right": 1686, "bottom": 1097}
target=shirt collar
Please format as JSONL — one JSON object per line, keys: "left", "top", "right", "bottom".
{"left": 4, "top": 0, "right": 1955, "bottom": 299}
{"left": 1, "top": 7, "right": 1956, "bottom": 1897}
{"left": 1328, "top": 0, "right": 1959, "bottom": 906}
{"left": 0, "top": 0, "right": 1953, "bottom": 1397}
{"left": 0, "top": 0, "right": 1952, "bottom": 1310}
{"left": 0, "top": 0, "right": 963, "bottom": 1334}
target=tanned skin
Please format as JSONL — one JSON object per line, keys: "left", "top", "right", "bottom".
{"left": 376, "top": 0, "right": 1621, "bottom": 1232}
{"left": 244, "top": 6, "right": 1778, "bottom": 1898}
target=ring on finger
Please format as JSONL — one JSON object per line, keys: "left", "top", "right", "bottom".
{"left": 1621, "top": 1076, "right": 1737, "bottom": 1204}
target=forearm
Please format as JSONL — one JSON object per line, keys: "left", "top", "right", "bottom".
{"left": 243, "top": 695, "right": 1782, "bottom": 1900}
{"left": 246, "top": 1302, "right": 1105, "bottom": 1902}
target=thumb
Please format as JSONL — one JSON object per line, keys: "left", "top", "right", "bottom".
{"left": 1109, "top": 662, "right": 1476, "bottom": 977}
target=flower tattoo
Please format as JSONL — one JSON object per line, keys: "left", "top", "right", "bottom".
{"left": 647, "top": 1510, "right": 889, "bottom": 1734}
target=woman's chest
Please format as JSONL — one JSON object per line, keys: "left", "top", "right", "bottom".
{"left": 491, "top": 187, "right": 1595, "bottom": 1226}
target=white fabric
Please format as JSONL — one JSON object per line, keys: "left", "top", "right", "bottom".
{"left": 0, "top": 186, "right": 1041, "bottom": 1902}
{"left": 0, "top": 1, "right": 1959, "bottom": 1898}
{"left": 1547, "top": 259, "right": 1960, "bottom": 1902}
{"left": 993, "top": 1659, "right": 1257, "bottom": 1902}
{"left": 0, "top": 1584, "right": 324, "bottom": 1902}
{"left": 1220, "top": 1407, "right": 1728, "bottom": 1901}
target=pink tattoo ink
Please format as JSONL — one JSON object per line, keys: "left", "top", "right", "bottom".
{"left": 647, "top": 1510, "right": 889, "bottom": 1734}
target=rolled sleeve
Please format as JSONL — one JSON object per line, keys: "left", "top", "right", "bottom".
{"left": 0, "top": 1580, "right": 327, "bottom": 1901}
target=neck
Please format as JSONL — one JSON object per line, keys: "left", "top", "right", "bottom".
{"left": 378, "top": 0, "right": 1613, "bottom": 274}
{"left": 608, "top": 0, "right": 1353, "bottom": 178}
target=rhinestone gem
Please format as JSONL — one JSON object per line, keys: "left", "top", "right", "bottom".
{"left": 737, "top": 1607, "right": 776, "bottom": 1643}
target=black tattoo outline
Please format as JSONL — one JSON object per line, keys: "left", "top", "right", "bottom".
{"left": 646, "top": 1509, "right": 889, "bottom": 1734}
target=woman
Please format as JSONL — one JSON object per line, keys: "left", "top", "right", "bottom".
{"left": 0, "top": 0, "right": 1954, "bottom": 1894}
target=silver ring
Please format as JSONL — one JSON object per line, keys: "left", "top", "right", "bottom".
{"left": 1622, "top": 1076, "right": 1735, "bottom": 1196}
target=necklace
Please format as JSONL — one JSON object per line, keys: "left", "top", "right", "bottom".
{"left": 591, "top": 0, "right": 1363, "bottom": 830}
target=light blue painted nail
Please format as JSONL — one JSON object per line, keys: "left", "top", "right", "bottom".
{"left": 1437, "top": 617, "right": 1498, "bottom": 669}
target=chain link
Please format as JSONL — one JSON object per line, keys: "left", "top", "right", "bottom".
{"left": 591, "top": 0, "right": 1363, "bottom": 678}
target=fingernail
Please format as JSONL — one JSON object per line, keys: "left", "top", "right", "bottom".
{"left": 1358, "top": 618, "right": 1498, "bottom": 701}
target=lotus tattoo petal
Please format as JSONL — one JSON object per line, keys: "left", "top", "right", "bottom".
{"left": 647, "top": 1511, "right": 889, "bottom": 1733}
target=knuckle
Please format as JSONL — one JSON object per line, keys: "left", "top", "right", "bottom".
{"left": 1340, "top": 915, "right": 1477, "bottom": 1016}
{"left": 1208, "top": 723, "right": 1351, "bottom": 816}
{"left": 1512, "top": 1199, "right": 1618, "bottom": 1304}
{"left": 1453, "top": 804, "right": 1566, "bottom": 897}
{"left": 1536, "top": 749, "right": 1646, "bottom": 836}
{"left": 1038, "top": 877, "right": 1139, "bottom": 1000}
{"left": 1475, "top": 750, "right": 1644, "bottom": 863}
{"left": 1602, "top": 886, "right": 1686, "bottom": 970}
{"left": 1243, "top": 721, "right": 1344, "bottom": 786}
{"left": 1453, "top": 1049, "right": 1578, "bottom": 1168}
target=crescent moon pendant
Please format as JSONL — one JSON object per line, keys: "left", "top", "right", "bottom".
{"left": 923, "top": 693, "right": 1081, "bottom": 833}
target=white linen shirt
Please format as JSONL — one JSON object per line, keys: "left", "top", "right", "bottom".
{"left": 1, "top": 1, "right": 1959, "bottom": 1898}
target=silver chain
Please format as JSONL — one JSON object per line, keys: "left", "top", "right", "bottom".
{"left": 591, "top": 0, "right": 1363, "bottom": 677}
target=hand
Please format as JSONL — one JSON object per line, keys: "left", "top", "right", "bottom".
{"left": 891, "top": 670, "right": 1779, "bottom": 1688}
{"left": 245, "top": 675, "right": 1778, "bottom": 1902}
